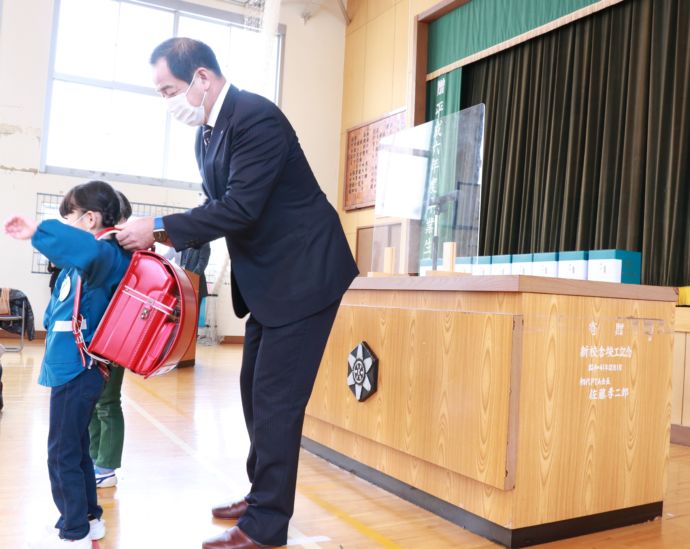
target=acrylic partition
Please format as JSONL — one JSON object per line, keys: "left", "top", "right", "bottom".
{"left": 369, "top": 103, "right": 485, "bottom": 276}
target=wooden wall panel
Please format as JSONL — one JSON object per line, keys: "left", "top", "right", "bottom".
{"left": 302, "top": 416, "right": 516, "bottom": 526}
{"left": 675, "top": 307, "right": 690, "bottom": 332}
{"left": 671, "top": 308, "right": 690, "bottom": 428}
{"left": 672, "top": 333, "right": 686, "bottom": 425}
{"left": 513, "top": 294, "right": 673, "bottom": 526}
{"left": 307, "top": 304, "right": 518, "bottom": 490}
{"left": 685, "top": 336, "right": 690, "bottom": 426}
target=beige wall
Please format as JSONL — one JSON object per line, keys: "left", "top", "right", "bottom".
{"left": 338, "top": 0, "right": 437, "bottom": 264}
{"left": 0, "top": 0, "right": 346, "bottom": 337}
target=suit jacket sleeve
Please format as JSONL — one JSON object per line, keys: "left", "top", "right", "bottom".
{"left": 163, "top": 108, "right": 289, "bottom": 250}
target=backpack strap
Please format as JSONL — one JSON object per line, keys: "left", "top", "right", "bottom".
{"left": 94, "top": 227, "right": 121, "bottom": 240}
{"left": 71, "top": 273, "right": 88, "bottom": 367}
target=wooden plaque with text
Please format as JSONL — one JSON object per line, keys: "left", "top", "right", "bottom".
{"left": 344, "top": 110, "right": 406, "bottom": 211}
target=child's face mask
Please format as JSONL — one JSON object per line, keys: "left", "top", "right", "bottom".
{"left": 63, "top": 211, "right": 88, "bottom": 228}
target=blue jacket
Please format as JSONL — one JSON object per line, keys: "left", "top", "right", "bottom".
{"left": 32, "top": 220, "right": 131, "bottom": 387}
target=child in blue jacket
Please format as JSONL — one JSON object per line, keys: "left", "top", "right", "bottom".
{"left": 4, "top": 180, "right": 131, "bottom": 549}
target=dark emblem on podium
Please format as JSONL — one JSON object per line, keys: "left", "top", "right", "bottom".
{"left": 347, "top": 342, "right": 378, "bottom": 402}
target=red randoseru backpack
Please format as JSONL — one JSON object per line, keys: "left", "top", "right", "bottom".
{"left": 72, "top": 229, "right": 199, "bottom": 378}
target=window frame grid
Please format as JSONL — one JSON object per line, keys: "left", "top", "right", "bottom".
{"left": 40, "top": 0, "right": 285, "bottom": 190}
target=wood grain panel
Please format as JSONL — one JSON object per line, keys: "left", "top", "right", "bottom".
{"left": 513, "top": 293, "right": 673, "bottom": 527}
{"left": 302, "top": 416, "right": 516, "bottom": 526}
{"left": 672, "top": 333, "right": 686, "bottom": 425}
{"left": 685, "top": 333, "right": 690, "bottom": 426}
{"left": 675, "top": 307, "right": 690, "bottom": 332}
{"left": 307, "top": 286, "right": 675, "bottom": 532}
{"left": 308, "top": 304, "right": 519, "bottom": 490}
{"left": 342, "top": 286, "right": 522, "bottom": 315}
{"left": 349, "top": 275, "right": 677, "bottom": 302}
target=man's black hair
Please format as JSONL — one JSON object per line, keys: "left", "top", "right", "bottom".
{"left": 150, "top": 37, "right": 223, "bottom": 83}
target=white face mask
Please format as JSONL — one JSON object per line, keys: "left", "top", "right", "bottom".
{"left": 63, "top": 211, "right": 88, "bottom": 227}
{"left": 166, "top": 72, "right": 207, "bottom": 126}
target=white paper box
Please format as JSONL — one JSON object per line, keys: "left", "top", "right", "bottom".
{"left": 587, "top": 250, "right": 641, "bottom": 284}
{"left": 587, "top": 259, "right": 623, "bottom": 282}
{"left": 491, "top": 255, "right": 512, "bottom": 275}
{"left": 511, "top": 254, "right": 533, "bottom": 275}
{"left": 472, "top": 257, "right": 492, "bottom": 276}
{"left": 455, "top": 258, "right": 473, "bottom": 274}
{"left": 532, "top": 253, "right": 559, "bottom": 277}
{"left": 558, "top": 252, "right": 588, "bottom": 280}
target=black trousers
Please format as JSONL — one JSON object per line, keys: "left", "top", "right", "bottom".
{"left": 48, "top": 366, "right": 105, "bottom": 540}
{"left": 236, "top": 299, "right": 341, "bottom": 546}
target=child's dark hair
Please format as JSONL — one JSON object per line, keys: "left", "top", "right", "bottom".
{"left": 59, "top": 180, "right": 122, "bottom": 228}
{"left": 116, "top": 191, "right": 132, "bottom": 221}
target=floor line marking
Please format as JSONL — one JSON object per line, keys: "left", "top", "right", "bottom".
{"left": 300, "top": 489, "right": 404, "bottom": 549}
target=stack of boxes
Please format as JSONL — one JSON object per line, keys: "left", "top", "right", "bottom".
{"left": 430, "top": 250, "right": 642, "bottom": 283}
{"left": 420, "top": 250, "right": 642, "bottom": 284}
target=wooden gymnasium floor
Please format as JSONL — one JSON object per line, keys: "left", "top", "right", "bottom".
{"left": 1, "top": 340, "right": 690, "bottom": 549}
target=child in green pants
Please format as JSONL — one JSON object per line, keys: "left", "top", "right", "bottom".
{"left": 89, "top": 365, "right": 125, "bottom": 487}
{"left": 89, "top": 191, "right": 131, "bottom": 488}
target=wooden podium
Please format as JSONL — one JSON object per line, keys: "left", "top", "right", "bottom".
{"left": 303, "top": 275, "right": 676, "bottom": 547}
{"left": 178, "top": 271, "right": 199, "bottom": 367}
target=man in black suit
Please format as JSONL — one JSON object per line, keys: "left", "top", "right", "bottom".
{"left": 117, "top": 38, "right": 358, "bottom": 549}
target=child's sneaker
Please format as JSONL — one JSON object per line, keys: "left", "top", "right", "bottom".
{"left": 28, "top": 530, "right": 92, "bottom": 548}
{"left": 94, "top": 466, "right": 117, "bottom": 488}
{"left": 89, "top": 517, "right": 106, "bottom": 540}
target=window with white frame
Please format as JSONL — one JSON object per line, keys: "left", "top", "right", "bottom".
{"left": 42, "top": 0, "right": 284, "bottom": 188}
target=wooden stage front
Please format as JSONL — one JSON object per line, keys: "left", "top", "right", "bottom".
{"left": 303, "top": 275, "right": 677, "bottom": 547}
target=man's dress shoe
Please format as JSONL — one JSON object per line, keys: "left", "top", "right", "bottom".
{"left": 212, "top": 499, "right": 249, "bottom": 520}
{"left": 202, "top": 526, "right": 270, "bottom": 549}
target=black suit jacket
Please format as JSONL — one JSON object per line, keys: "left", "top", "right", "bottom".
{"left": 163, "top": 85, "right": 358, "bottom": 327}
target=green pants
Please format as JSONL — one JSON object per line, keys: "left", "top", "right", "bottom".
{"left": 89, "top": 365, "right": 125, "bottom": 469}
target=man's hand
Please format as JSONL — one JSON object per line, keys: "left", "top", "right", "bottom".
{"left": 116, "top": 217, "right": 155, "bottom": 251}
{"left": 4, "top": 215, "right": 38, "bottom": 240}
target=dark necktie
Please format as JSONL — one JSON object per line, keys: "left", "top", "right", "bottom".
{"left": 202, "top": 125, "right": 213, "bottom": 151}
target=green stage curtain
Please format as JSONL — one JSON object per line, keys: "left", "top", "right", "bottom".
{"left": 459, "top": 0, "right": 690, "bottom": 286}
{"left": 428, "top": 0, "right": 599, "bottom": 73}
